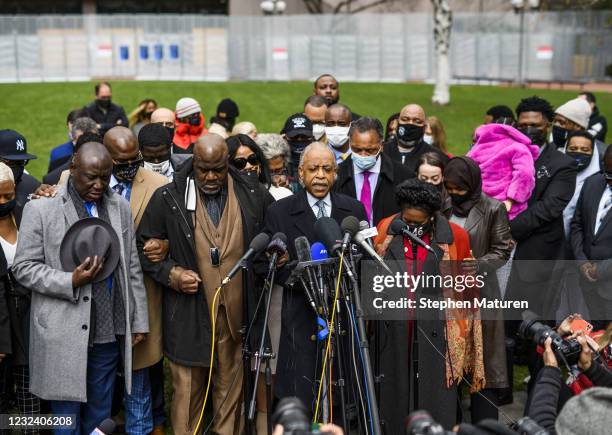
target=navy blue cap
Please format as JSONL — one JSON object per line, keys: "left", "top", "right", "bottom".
{"left": 0, "top": 129, "right": 37, "bottom": 160}
{"left": 281, "top": 113, "right": 313, "bottom": 138}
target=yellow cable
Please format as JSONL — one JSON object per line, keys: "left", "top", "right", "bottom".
{"left": 193, "top": 285, "right": 222, "bottom": 435}
{"left": 313, "top": 250, "right": 344, "bottom": 423}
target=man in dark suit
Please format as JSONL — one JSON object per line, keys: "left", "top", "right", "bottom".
{"left": 85, "top": 82, "right": 129, "bottom": 136}
{"left": 262, "top": 141, "right": 367, "bottom": 412}
{"left": 570, "top": 146, "right": 612, "bottom": 325}
{"left": 43, "top": 132, "right": 104, "bottom": 186}
{"left": 334, "top": 116, "right": 413, "bottom": 227}
{"left": 382, "top": 103, "right": 448, "bottom": 174}
{"left": 507, "top": 96, "right": 577, "bottom": 316}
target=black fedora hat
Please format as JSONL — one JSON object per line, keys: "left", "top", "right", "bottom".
{"left": 60, "top": 217, "right": 120, "bottom": 283}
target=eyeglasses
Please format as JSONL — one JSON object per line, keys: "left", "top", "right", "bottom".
{"left": 232, "top": 154, "right": 259, "bottom": 170}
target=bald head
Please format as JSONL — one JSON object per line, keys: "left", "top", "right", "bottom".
{"left": 151, "top": 107, "right": 175, "bottom": 126}
{"left": 300, "top": 141, "right": 336, "bottom": 167}
{"left": 193, "top": 134, "right": 229, "bottom": 195}
{"left": 400, "top": 104, "right": 426, "bottom": 122}
{"left": 71, "top": 142, "right": 113, "bottom": 202}
{"left": 104, "top": 126, "right": 138, "bottom": 159}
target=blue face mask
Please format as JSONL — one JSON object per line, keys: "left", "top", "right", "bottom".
{"left": 353, "top": 152, "right": 379, "bottom": 171}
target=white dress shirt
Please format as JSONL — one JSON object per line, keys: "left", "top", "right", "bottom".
{"left": 594, "top": 186, "right": 612, "bottom": 235}
{"left": 307, "top": 191, "right": 332, "bottom": 218}
{"left": 353, "top": 156, "right": 381, "bottom": 204}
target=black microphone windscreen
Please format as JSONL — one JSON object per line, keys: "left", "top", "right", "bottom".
{"left": 340, "top": 216, "right": 361, "bottom": 236}
{"left": 250, "top": 232, "right": 271, "bottom": 252}
{"left": 389, "top": 219, "right": 407, "bottom": 236}
{"left": 295, "top": 236, "right": 312, "bottom": 262}
{"left": 97, "top": 418, "right": 116, "bottom": 434}
{"left": 267, "top": 232, "right": 288, "bottom": 255}
{"left": 314, "top": 217, "right": 342, "bottom": 254}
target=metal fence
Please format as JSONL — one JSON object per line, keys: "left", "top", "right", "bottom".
{"left": 0, "top": 11, "right": 610, "bottom": 83}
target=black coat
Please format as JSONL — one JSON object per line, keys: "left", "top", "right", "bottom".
{"left": 507, "top": 145, "right": 576, "bottom": 316}
{"left": 378, "top": 215, "right": 459, "bottom": 431}
{"left": 85, "top": 101, "right": 129, "bottom": 136}
{"left": 510, "top": 145, "right": 577, "bottom": 276}
{"left": 15, "top": 173, "right": 39, "bottom": 229}
{"left": 0, "top": 251, "right": 10, "bottom": 356}
{"left": 333, "top": 153, "right": 414, "bottom": 226}
{"left": 43, "top": 160, "right": 70, "bottom": 186}
{"left": 136, "top": 161, "right": 274, "bottom": 366}
{"left": 260, "top": 189, "right": 367, "bottom": 408}
{"left": 570, "top": 173, "right": 612, "bottom": 302}
{"left": 588, "top": 106, "right": 607, "bottom": 143}
{"left": 382, "top": 137, "right": 449, "bottom": 175}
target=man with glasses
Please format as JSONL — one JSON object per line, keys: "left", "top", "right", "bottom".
{"left": 0, "top": 130, "right": 40, "bottom": 221}
{"left": 383, "top": 103, "right": 448, "bottom": 174}
{"left": 334, "top": 117, "right": 413, "bottom": 226}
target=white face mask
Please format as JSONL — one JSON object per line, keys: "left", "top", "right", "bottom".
{"left": 144, "top": 160, "right": 171, "bottom": 177}
{"left": 312, "top": 123, "right": 326, "bottom": 140}
{"left": 423, "top": 134, "right": 434, "bottom": 145}
{"left": 325, "top": 126, "right": 350, "bottom": 149}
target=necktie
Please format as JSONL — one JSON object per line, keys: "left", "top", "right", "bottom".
{"left": 113, "top": 182, "right": 124, "bottom": 197}
{"left": 597, "top": 196, "right": 612, "bottom": 234}
{"left": 315, "top": 199, "right": 327, "bottom": 219}
{"left": 360, "top": 171, "right": 372, "bottom": 223}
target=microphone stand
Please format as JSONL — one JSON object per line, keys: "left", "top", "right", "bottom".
{"left": 342, "top": 253, "right": 382, "bottom": 435}
{"left": 248, "top": 261, "right": 278, "bottom": 435}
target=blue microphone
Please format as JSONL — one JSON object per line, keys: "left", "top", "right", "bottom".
{"left": 311, "top": 242, "right": 328, "bottom": 260}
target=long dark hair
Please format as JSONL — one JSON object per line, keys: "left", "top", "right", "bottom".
{"left": 226, "top": 134, "right": 271, "bottom": 188}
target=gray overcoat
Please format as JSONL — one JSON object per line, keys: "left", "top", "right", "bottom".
{"left": 11, "top": 186, "right": 149, "bottom": 402}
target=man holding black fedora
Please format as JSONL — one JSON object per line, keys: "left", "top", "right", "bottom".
{"left": 12, "top": 142, "right": 149, "bottom": 435}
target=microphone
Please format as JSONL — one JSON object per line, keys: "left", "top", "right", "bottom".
{"left": 266, "top": 232, "right": 288, "bottom": 272}
{"left": 314, "top": 217, "right": 343, "bottom": 255}
{"left": 222, "top": 232, "right": 271, "bottom": 285}
{"left": 359, "top": 220, "right": 377, "bottom": 249}
{"left": 354, "top": 226, "right": 393, "bottom": 274}
{"left": 295, "top": 236, "right": 320, "bottom": 313}
{"left": 340, "top": 216, "right": 361, "bottom": 251}
{"left": 90, "top": 419, "right": 116, "bottom": 435}
{"left": 311, "top": 242, "right": 328, "bottom": 260}
{"left": 389, "top": 219, "right": 435, "bottom": 253}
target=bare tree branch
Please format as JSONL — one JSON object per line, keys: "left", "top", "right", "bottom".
{"left": 349, "top": 0, "right": 389, "bottom": 14}
{"left": 333, "top": 0, "right": 352, "bottom": 14}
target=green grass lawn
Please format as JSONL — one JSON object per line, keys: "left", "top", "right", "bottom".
{"left": 1, "top": 81, "right": 609, "bottom": 180}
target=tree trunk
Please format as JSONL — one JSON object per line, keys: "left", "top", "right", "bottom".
{"left": 431, "top": 0, "right": 452, "bottom": 105}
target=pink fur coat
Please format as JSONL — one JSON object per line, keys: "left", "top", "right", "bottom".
{"left": 467, "top": 124, "right": 539, "bottom": 220}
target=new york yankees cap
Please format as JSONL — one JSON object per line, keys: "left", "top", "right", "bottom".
{"left": 0, "top": 129, "right": 37, "bottom": 160}
{"left": 281, "top": 113, "right": 313, "bottom": 138}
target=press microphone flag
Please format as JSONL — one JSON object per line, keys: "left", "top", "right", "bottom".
{"left": 90, "top": 419, "right": 116, "bottom": 435}
{"left": 353, "top": 224, "right": 393, "bottom": 274}
{"left": 311, "top": 242, "right": 328, "bottom": 260}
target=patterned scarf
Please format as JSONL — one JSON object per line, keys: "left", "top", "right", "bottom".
{"left": 67, "top": 178, "right": 125, "bottom": 343}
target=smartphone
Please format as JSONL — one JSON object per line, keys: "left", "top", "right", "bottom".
{"left": 570, "top": 318, "right": 593, "bottom": 334}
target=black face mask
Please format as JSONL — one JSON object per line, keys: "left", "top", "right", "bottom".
{"left": 113, "top": 157, "right": 144, "bottom": 183}
{"left": 396, "top": 123, "right": 424, "bottom": 145}
{"left": 552, "top": 125, "right": 569, "bottom": 149}
{"left": 0, "top": 199, "right": 16, "bottom": 218}
{"left": 165, "top": 126, "right": 175, "bottom": 140}
{"left": 289, "top": 140, "right": 311, "bottom": 155}
{"left": 11, "top": 166, "right": 24, "bottom": 184}
{"left": 407, "top": 220, "right": 432, "bottom": 238}
{"left": 450, "top": 193, "right": 469, "bottom": 205}
{"left": 188, "top": 115, "right": 201, "bottom": 126}
{"left": 519, "top": 126, "right": 547, "bottom": 147}
{"left": 97, "top": 98, "right": 111, "bottom": 109}
{"left": 566, "top": 152, "right": 593, "bottom": 171}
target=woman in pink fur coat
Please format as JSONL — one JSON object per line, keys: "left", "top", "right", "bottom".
{"left": 467, "top": 123, "right": 539, "bottom": 220}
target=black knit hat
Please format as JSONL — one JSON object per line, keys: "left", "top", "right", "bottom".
{"left": 216, "top": 98, "right": 239, "bottom": 120}
{"left": 138, "top": 123, "right": 172, "bottom": 148}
